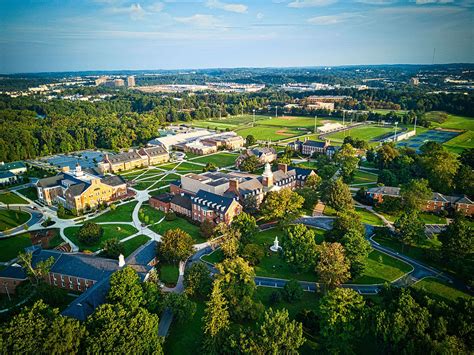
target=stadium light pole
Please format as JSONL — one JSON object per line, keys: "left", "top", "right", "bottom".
{"left": 275, "top": 106, "right": 278, "bottom": 118}
{"left": 253, "top": 109, "right": 256, "bottom": 127}
{"left": 393, "top": 122, "right": 398, "bottom": 142}
{"left": 314, "top": 115, "right": 317, "bottom": 134}
{"left": 414, "top": 115, "right": 417, "bottom": 134}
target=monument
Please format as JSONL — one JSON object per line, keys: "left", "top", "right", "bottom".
{"left": 270, "top": 236, "right": 282, "bottom": 252}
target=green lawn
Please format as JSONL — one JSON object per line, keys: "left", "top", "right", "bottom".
{"left": 122, "top": 234, "right": 151, "bottom": 257}
{"left": 376, "top": 211, "right": 446, "bottom": 225}
{"left": 350, "top": 250, "right": 412, "bottom": 284}
{"left": 326, "top": 125, "right": 394, "bottom": 142}
{"left": 139, "top": 203, "right": 165, "bottom": 225}
{"left": 256, "top": 116, "right": 335, "bottom": 130}
{"left": 201, "top": 249, "right": 224, "bottom": 264}
{"left": 0, "top": 232, "right": 32, "bottom": 261}
{"left": 150, "top": 216, "right": 204, "bottom": 243}
{"left": 371, "top": 109, "right": 408, "bottom": 115}
{"left": 190, "top": 152, "right": 239, "bottom": 167}
{"left": 236, "top": 126, "right": 304, "bottom": 141}
{"left": 16, "top": 187, "right": 38, "bottom": 201}
{"left": 0, "top": 209, "right": 31, "bottom": 231}
{"left": 293, "top": 161, "right": 318, "bottom": 169}
{"left": 88, "top": 201, "right": 137, "bottom": 223}
{"left": 424, "top": 111, "right": 474, "bottom": 131}
{"left": 191, "top": 120, "right": 238, "bottom": 130}
{"left": 413, "top": 277, "right": 472, "bottom": 302}
{"left": 0, "top": 192, "right": 29, "bottom": 205}
{"left": 351, "top": 170, "right": 378, "bottom": 185}
{"left": 444, "top": 130, "right": 474, "bottom": 154}
{"left": 355, "top": 208, "right": 384, "bottom": 226}
{"left": 64, "top": 224, "right": 138, "bottom": 251}
{"left": 165, "top": 300, "right": 206, "bottom": 355}
{"left": 159, "top": 263, "right": 179, "bottom": 286}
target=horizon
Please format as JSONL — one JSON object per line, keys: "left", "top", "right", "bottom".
{"left": 1, "top": 0, "right": 473, "bottom": 74}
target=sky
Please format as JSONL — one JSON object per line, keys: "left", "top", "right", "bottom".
{"left": 0, "top": 0, "right": 473, "bottom": 73}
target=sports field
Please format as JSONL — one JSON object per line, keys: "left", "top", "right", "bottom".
{"left": 424, "top": 111, "right": 474, "bottom": 131}
{"left": 371, "top": 109, "right": 408, "bottom": 115}
{"left": 443, "top": 131, "right": 474, "bottom": 154}
{"left": 235, "top": 125, "right": 304, "bottom": 141}
{"left": 255, "top": 116, "right": 335, "bottom": 129}
{"left": 325, "top": 125, "right": 394, "bottom": 142}
{"left": 397, "top": 129, "right": 460, "bottom": 151}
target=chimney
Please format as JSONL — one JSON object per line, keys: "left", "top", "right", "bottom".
{"left": 62, "top": 166, "right": 70, "bottom": 173}
{"left": 118, "top": 254, "right": 125, "bottom": 267}
{"left": 278, "top": 163, "right": 288, "bottom": 174}
{"left": 229, "top": 179, "right": 239, "bottom": 193}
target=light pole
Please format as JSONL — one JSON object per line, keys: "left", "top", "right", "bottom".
{"left": 414, "top": 115, "right": 417, "bottom": 134}
{"left": 253, "top": 109, "right": 256, "bottom": 127}
{"left": 275, "top": 106, "right": 278, "bottom": 118}
{"left": 314, "top": 115, "right": 317, "bottom": 134}
{"left": 393, "top": 122, "right": 398, "bottom": 142}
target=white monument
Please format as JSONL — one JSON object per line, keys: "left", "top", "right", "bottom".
{"left": 118, "top": 254, "right": 126, "bottom": 267}
{"left": 270, "top": 236, "right": 282, "bottom": 252}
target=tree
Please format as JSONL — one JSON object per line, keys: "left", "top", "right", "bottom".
{"left": 260, "top": 188, "right": 304, "bottom": 225}
{"left": 183, "top": 262, "right": 212, "bottom": 298}
{"left": 305, "top": 173, "right": 322, "bottom": 190}
{"left": 321, "top": 177, "right": 353, "bottom": 211}
{"left": 376, "top": 143, "right": 399, "bottom": 169}
{"left": 255, "top": 308, "right": 305, "bottom": 354}
{"left": 282, "top": 279, "right": 304, "bottom": 302}
{"left": 378, "top": 169, "right": 398, "bottom": 186}
{"left": 57, "top": 204, "right": 66, "bottom": 218}
{"left": 327, "top": 210, "right": 364, "bottom": 242}
{"left": 107, "top": 266, "right": 144, "bottom": 310}
{"left": 102, "top": 238, "right": 124, "bottom": 259}
{"left": 1, "top": 300, "right": 86, "bottom": 354}
{"left": 85, "top": 303, "right": 163, "bottom": 354}
{"left": 400, "top": 179, "right": 432, "bottom": 212}
{"left": 203, "top": 162, "right": 217, "bottom": 172}
{"left": 459, "top": 148, "right": 474, "bottom": 169}
{"left": 341, "top": 229, "right": 372, "bottom": 278}
{"left": 334, "top": 143, "right": 359, "bottom": 182}
{"left": 18, "top": 252, "right": 54, "bottom": 287}
{"left": 454, "top": 164, "right": 474, "bottom": 197}
{"left": 231, "top": 212, "right": 257, "bottom": 245}
{"left": 242, "top": 194, "right": 258, "bottom": 214}
{"left": 163, "top": 293, "right": 196, "bottom": 323}
{"left": 420, "top": 148, "right": 459, "bottom": 193}
{"left": 282, "top": 224, "right": 318, "bottom": 272}
{"left": 158, "top": 228, "right": 195, "bottom": 263}
{"left": 77, "top": 222, "right": 103, "bottom": 245}
{"left": 242, "top": 243, "right": 264, "bottom": 265}
{"left": 245, "top": 134, "right": 256, "bottom": 147}
{"left": 221, "top": 235, "right": 240, "bottom": 259}
{"left": 215, "top": 257, "right": 262, "bottom": 321}
{"left": 440, "top": 215, "right": 473, "bottom": 271}
{"left": 366, "top": 148, "right": 375, "bottom": 162}
{"left": 200, "top": 219, "right": 215, "bottom": 240}
{"left": 240, "top": 155, "right": 260, "bottom": 173}
{"left": 394, "top": 211, "right": 425, "bottom": 247}
{"left": 318, "top": 288, "right": 366, "bottom": 353}
{"left": 202, "top": 280, "right": 231, "bottom": 354}
{"left": 315, "top": 242, "right": 351, "bottom": 290}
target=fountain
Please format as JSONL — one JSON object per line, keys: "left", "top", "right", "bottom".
{"left": 270, "top": 236, "right": 282, "bottom": 252}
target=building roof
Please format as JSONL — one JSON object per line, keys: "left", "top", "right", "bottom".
{"left": 67, "top": 183, "right": 89, "bottom": 197}
{"left": 37, "top": 174, "right": 65, "bottom": 188}
{"left": 302, "top": 140, "right": 327, "bottom": 148}
{"left": 101, "top": 175, "right": 126, "bottom": 187}
{"left": 0, "top": 264, "right": 27, "bottom": 279}
{"left": 193, "top": 190, "right": 235, "bottom": 213}
{"left": 151, "top": 193, "right": 174, "bottom": 203}
{"left": 105, "top": 151, "right": 143, "bottom": 164}
{"left": 171, "top": 194, "right": 192, "bottom": 211}
{"left": 251, "top": 147, "right": 276, "bottom": 157}
{"left": 367, "top": 186, "right": 401, "bottom": 196}
{"left": 0, "top": 171, "right": 16, "bottom": 179}
{"left": 0, "top": 161, "right": 26, "bottom": 172}
{"left": 294, "top": 167, "right": 315, "bottom": 180}
{"left": 125, "top": 240, "right": 157, "bottom": 268}
{"left": 140, "top": 146, "right": 168, "bottom": 157}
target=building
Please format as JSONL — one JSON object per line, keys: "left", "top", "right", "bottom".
{"left": 317, "top": 123, "right": 344, "bottom": 134}
{"left": 301, "top": 140, "right": 330, "bottom": 156}
{"left": 305, "top": 95, "right": 349, "bottom": 104}
{"left": 148, "top": 129, "right": 212, "bottom": 151}
{"left": 155, "top": 163, "right": 317, "bottom": 225}
{"left": 200, "top": 132, "right": 244, "bottom": 150}
{"left": 36, "top": 165, "right": 128, "bottom": 212}
{"left": 235, "top": 147, "right": 277, "bottom": 168}
{"left": 410, "top": 77, "right": 420, "bottom": 86}
{"left": 137, "top": 146, "right": 169, "bottom": 166}
{"left": 0, "top": 241, "right": 158, "bottom": 321}
{"left": 127, "top": 76, "right": 136, "bottom": 87}
{"left": 113, "top": 79, "right": 125, "bottom": 87}
{"left": 0, "top": 161, "right": 27, "bottom": 175}
{"left": 307, "top": 102, "right": 335, "bottom": 111}
{"left": 95, "top": 77, "right": 108, "bottom": 86}
{"left": 0, "top": 171, "right": 18, "bottom": 186}
{"left": 98, "top": 147, "right": 170, "bottom": 174}
{"left": 366, "top": 186, "right": 474, "bottom": 216}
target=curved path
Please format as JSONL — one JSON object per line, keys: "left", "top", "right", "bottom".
{"left": 0, "top": 205, "right": 44, "bottom": 238}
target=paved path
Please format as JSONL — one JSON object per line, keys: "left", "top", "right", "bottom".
{"left": 0, "top": 205, "right": 44, "bottom": 238}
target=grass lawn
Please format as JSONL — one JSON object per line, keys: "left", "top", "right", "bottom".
{"left": 201, "top": 248, "right": 224, "bottom": 264}
{"left": 424, "top": 111, "right": 474, "bottom": 131}
{"left": 190, "top": 152, "right": 239, "bottom": 167}
{"left": 323, "top": 205, "right": 338, "bottom": 216}
{"left": 122, "top": 234, "right": 151, "bottom": 257}
{"left": 0, "top": 232, "right": 32, "bottom": 261}
{"left": 371, "top": 109, "right": 408, "bottom": 115}
{"left": 236, "top": 126, "right": 305, "bottom": 141}
{"left": 191, "top": 120, "right": 238, "bottom": 130}
{"left": 159, "top": 263, "right": 179, "bottom": 286}
{"left": 64, "top": 224, "right": 138, "bottom": 251}
{"left": 444, "top": 130, "right": 474, "bottom": 154}
{"left": 419, "top": 212, "right": 447, "bottom": 225}
{"left": 355, "top": 208, "right": 384, "bottom": 226}
{"left": 132, "top": 180, "right": 161, "bottom": 191}
{"left": 150, "top": 216, "right": 205, "bottom": 243}
{"left": 351, "top": 170, "right": 378, "bottom": 185}
{"left": 139, "top": 203, "right": 165, "bottom": 224}
{"left": 326, "top": 125, "right": 394, "bottom": 142}
{"left": 164, "top": 300, "right": 206, "bottom": 355}
{"left": 350, "top": 250, "right": 412, "bottom": 284}
{"left": 88, "top": 201, "right": 137, "bottom": 223}
{"left": 413, "top": 277, "right": 472, "bottom": 302}
{"left": 256, "top": 116, "right": 335, "bottom": 130}
{"left": 0, "top": 192, "right": 29, "bottom": 205}
{"left": 16, "top": 187, "right": 38, "bottom": 201}
{"left": 0, "top": 209, "right": 31, "bottom": 231}
{"left": 293, "top": 161, "right": 318, "bottom": 169}
{"left": 174, "top": 162, "right": 205, "bottom": 171}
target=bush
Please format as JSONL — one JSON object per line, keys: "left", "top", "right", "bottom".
{"left": 102, "top": 238, "right": 124, "bottom": 259}
{"left": 77, "top": 222, "right": 103, "bottom": 245}
{"left": 283, "top": 279, "right": 304, "bottom": 303}
{"left": 165, "top": 211, "right": 176, "bottom": 221}
{"left": 242, "top": 243, "right": 264, "bottom": 265}
{"left": 200, "top": 219, "right": 215, "bottom": 240}
{"left": 269, "top": 290, "right": 283, "bottom": 305}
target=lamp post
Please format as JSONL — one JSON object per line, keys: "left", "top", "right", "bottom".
{"left": 253, "top": 109, "right": 256, "bottom": 127}
{"left": 275, "top": 106, "right": 278, "bottom": 118}
{"left": 314, "top": 115, "right": 317, "bottom": 134}
{"left": 393, "top": 122, "right": 398, "bottom": 142}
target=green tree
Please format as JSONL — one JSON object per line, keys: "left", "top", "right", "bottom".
{"left": 163, "top": 293, "right": 196, "bottom": 323}
{"left": 242, "top": 243, "right": 264, "bottom": 265}
{"left": 334, "top": 143, "right": 359, "bottom": 182}
{"left": 282, "top": 279, "right": 304, "bottom": 303}
{"left": 221, "top": 235, "right": 240, "bottom": 259}
{"left": 158, "top": 228, "right": 195, "bottom": 263}
{"left": 454, "top": 164, "right": 474, "bottom": 197}
{"left": 327, "top": 210, "right": 364, "bottom": 242}
{"left": 321, "top": 177, "right": 353, "bottom": 211}
{"left": 102, "top": 238, "right": 124, "bottom": 259}
{"left": 440, "top": 216, "right": 473, "bottom": 276}
{"left": 200, "top": 219, "right": 215, "bottom": 240}
{"left": 107, "top": 266, "right": 144, "bottom": 310}
{"left": 376, "top": 143, "right": 399, "bottom": 169}
{"left": 318, "top": 288, "right": 366, "bottom": 353}
{"left": 315, "top": 242, "right": 351, "bottom": 290}
{"left": 231, "top": 212, "right": 257, "bottom": 245}
{"left": 305, "top": 173, "right": 322, "bottom": 190}
{"left": 282, "top": 224, "right": 318, "bottom": 272}
{"left": 341, "top": 228, "right": 372, "bottom": 278}
{"left": 420, "top": 147, "right": 459, "bottom": 193}
{"left": 183, "top": 262, "right": 212, "bottom": 298}
{"left": 17, "top": 252, "right": 54, "bottom": 287}
{"left": 245, "top": 134, "right": 256, "bottom": 147}
{"left": 261, "top": 188, "right": 304, "bottom": 225}
{"left": 400, "top": 179, "right": 432, "bottom": 212}
{"left": 203, "top": 162, "right": 218, "bottom": 172}
{"left": 77, "top": 222, "right": 103, "bottom": 245}
{"left": 240, "top": 155, "right": 260, "bottom": 173}
{"left": 1, "top": 300, "right": 86, "bottom": 354}
{"left": 394, "top": 211, "right": 425, "bottom": 247}
{"left": 85, "top": 303, "right": 163, "bottom": 354}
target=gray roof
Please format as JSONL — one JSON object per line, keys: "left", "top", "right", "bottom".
{"left": 106, "top": 151, "right": 143, "bottom": 164}
{"left": 0, "top": 161, "right": 26, "bottom": 172}
{"left": 171, "top": 194, "right": 192, "bottom": 210}
{"left": 303, "top": 140, "right": 326, "bottom": 148}
{"left": 67, "top": 183, "right": 89, "bottom": 197}
{"left": 193, "top": 190, "right": 235, "bottom": 213}
{"left": 0, "top": 171, "right": 16, "bottom": 179}
{"left": 101, "top": 175, "right": 126, "bottom": 187}
{"left": 125, "top": 240, "right": 157, "bottom": 269}
{"left": 37, "top": 174, "right": 65, "bottom": 188}
{"left": 367, "top": 186, "right": 401, "bottom": 196}
{"left": 140, "top": 146, "right": 168, "bottom": 157}
{"left": 0, "top": 264, "right": 27, "bottom": 279}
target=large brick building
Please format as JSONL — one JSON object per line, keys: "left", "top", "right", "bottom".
{"left": 98, "top": 147, "right": 169, "bottom": 174}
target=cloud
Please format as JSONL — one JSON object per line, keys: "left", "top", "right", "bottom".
{"left": 108, "top": 3, "right": 146, "bottom": 20}
{"left": 356, "top": 0, "right": 395, "bottom": 4}
{"left": 416, "top": 0, "right": 454, "bottom": 4}
{"left": 288, "top": 0, "right": 337, "bottom": 8}
{"left": 256, "top": 12, "right": 264, "bottom": 19}
{"left": 206, "top": 0, "right": 248, "bottom": 13}
{"left": 148, "top": 2, "right": 164, "bottom": 12}
{"left": 174, "top": 14, "right": 224, "bottom": 28}
{"left": 307, "top": 13, "right": 358, "bottom": 25}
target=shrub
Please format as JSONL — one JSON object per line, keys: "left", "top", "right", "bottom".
{"left": 77, "top": 222, "right": 103, "bottom": 245}
{"left": 242, "top": 243, "right": 264, "bottom": 265}
{"left": 269, "top": 290, "right": 283, "bottom": 305}
{"left": 165, "top": 211, "right": 176, "bottom": 221}
{"left": 102, "top": 238, "right": 124, "bottom": 259}
{"left": 283, "top": 279, "right": 304, "bottom": 303}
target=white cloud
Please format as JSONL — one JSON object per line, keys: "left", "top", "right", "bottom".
{"left": 109, "top": 3, "right": 146, "bottom": 20}
{"left": 174, "top": 14, "right": 224, "bottom": 28}
{"left": 288, "top": 0, "right": 337, "bottom": 8}
{"left": 148, "top": 2, "right": 164, "bottom": 12}
{"left": 206, "top": 0, "right": 248, "bottom": 13}
{"left": 356, "top": 0, "right": 395, "bottom": 4}
{"left": 416, "top": 0, "right": 454, "bottom": 4}
{"left": 256, "top": 12, "right": 264, "bottom": 19}
{"left": 307, "top": 13, "right": 357, "bottom": 25}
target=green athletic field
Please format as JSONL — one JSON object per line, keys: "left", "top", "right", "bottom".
{"left": 325, "top": 125, "right": 394, "bottom": 142}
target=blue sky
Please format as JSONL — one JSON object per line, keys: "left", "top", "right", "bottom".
{"left": 0, "top": 0, "right": 473, "bottom": 73}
